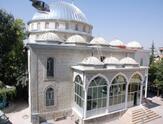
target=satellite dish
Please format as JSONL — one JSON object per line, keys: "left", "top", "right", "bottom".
{"left": 30, "top": 0, "right": 50, "bottom": 12}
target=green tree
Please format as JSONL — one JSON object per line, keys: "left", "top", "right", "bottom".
{"left": 149, "top": 41, "right": 155, "bottom": 64}
{"left": 0, "top": 9, "right": 28, "bottom": 99}
{"left": 149, "top": 42, "right": 156, "bottom": 91}
{"left": 154, "top": 59, "right": 163, "bottom": 96}
{"left": 149, "top": 62, "right": 158, "bottom": 86}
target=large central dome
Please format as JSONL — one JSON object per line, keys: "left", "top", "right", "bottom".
{"left": 32, "top": 1, "right": 87, "bottom": 23}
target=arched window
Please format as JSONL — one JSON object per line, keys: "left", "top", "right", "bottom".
{"left": 87, "top": 76, "right": 107, "bottom": 111}
{"left": 47, "top": 58, "right": 54, "bottom": 77}
{"left": 31, "top": 23, "right": 34, "bottom": 30}
{"left": 128, "top": 74, "right": 142, "bottom": 107}
{"left": 74, "top": 75, "right": 84, "bottom": 108}
{"left": 109, "top": 75, "right": 126, "bottom": 107}
{"left": 55, "top": 22, "right": 59, "bottom": 29}
{"left": 75, "top": 24, "right": 78, "bottom": 31}
{"left": 83, "top": 25, "right": 86, "bottom": 32}
{"left": 46, "top": 87, "right": 54, "bottom": 106}
{"left": 45, "top": 22, "right": 49, "bottom": 29}
{"left": 65, "top": 22, "right": 69, "bottom": 29}
{"left": 37, "top": 22, "right": 40, "bottom": 30}
{"left": 140, "top": 58, "right": 143, "bottom": 66}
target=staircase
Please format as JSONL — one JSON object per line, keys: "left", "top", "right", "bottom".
{"left": 119, "top": 106, "right": 161, "bottom": 124}
{"left": 132, "top": 107, "right": 161, "bottom": 124}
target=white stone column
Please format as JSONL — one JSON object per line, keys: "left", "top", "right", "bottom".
{"left": 107, "top": 85, "right": 109, "bottom": 113}
{"left": 145, "top": 69, "right": 149, "bottom": 98}
{"left": 84, "top": 88, "right": 87, "bottom": 119}
{"left": 140, "top": 81, "right": 143, "bottom": 105}
{"left": 83, "top": 73, "right": 87, "bottom": 119}
{"left": 125, "top": 84, "right": 129, "bottom": 109}
{"left": 28, "top": 49, "right": 32, "bottom": 121}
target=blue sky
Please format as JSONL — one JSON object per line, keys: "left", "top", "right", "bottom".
{"left": 0, "top": 0, "right": 163, "bottom": 49}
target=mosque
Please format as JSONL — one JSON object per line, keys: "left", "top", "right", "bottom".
{"left": 26, "top": 1, "right": 150, "bottom": 124}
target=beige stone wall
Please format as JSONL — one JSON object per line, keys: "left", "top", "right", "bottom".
{"left": 29, "top": 45, "right": 149, "bottom": 123}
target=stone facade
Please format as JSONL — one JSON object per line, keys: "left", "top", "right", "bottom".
{"left": 27, "top": 1, "right": 150, "bottom": 124}
{"left": 28, "top": 44, "right": 149, "bottom": 124}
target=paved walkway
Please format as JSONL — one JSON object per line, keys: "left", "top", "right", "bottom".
{"left": 3, "top": 96, "right": 163, "bottom": 124}
{"left": 146, "top": 97, "right": 163, "bottom": 124}
{"left": 5, "top": 101, "right": 31, "bottom": 124}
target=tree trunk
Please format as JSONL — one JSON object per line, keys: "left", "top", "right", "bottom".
{"left": 157, "top": 89, "right": 160, "bottom": 97}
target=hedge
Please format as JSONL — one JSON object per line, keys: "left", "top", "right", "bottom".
{"left": 0, "top": 87, "right": 16, "bottom": 100}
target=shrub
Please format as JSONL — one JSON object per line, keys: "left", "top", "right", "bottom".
{"left": 0, "top": 87, "right": 16, "bottom": 101}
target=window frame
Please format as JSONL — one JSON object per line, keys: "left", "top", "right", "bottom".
{"left": 45, "top": 22, "right": 49, "bottom": 29}
{"left": 37, "top": 22, "right": 40, "bottom": 30}
{"left": 55, "top": 22, "right": 59, "bottom": 29}
{"left": 109, "top": 75, "right": 126, "bottom": 106}
{"left": 75, "top": 24, "right": 78, "bottom": 31}
{"left": 74, "top": 75, "right": 84, "bottom": 108}
{"left": 65, "top": 22, "right": 69, "bottom": 29}
{"left": 45, "top": 87, "right": 54, "bottom": 106}
{"left": 87, "top": 76, "right": 108, "bottom": 111}
{"left": 127, "top": 74, "right": 142, "bottom": 102}
{"left": 47, "top": 57, "right": 54, "bottom": 78}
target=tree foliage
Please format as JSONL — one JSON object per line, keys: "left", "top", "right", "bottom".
{"left": 0, "top": 9, "right": 28, "bottom": 99}
{"left": 149, "top": 41, "right": 155, "bottom": 65}
{"left": 0, "top": 9, "right": 27, "bottom": 85}
{"left": 0, "top": 87, "right": 16, "bottom": 100}
{"left": 154, "top": 59, "right": 163, "bottom": 90}
{"left": 149, "top": 42, "right": 163, "bottom": 96}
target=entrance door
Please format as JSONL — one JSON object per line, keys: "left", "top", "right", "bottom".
{"left": 134, "top": 92, "right": 137, "bottom": 106}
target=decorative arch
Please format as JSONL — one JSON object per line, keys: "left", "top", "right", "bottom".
{"left": 86, "top": 73, "right": 109, "bottom": 91}
{"left": 73, "top": 72, "right": 83, "bottom": 83}
{"left": 110, "top": 72, "right": 128, "bottom": 86}
{"left": 74, "top": 75, "right": 84, "bottom": 108}
{"left": 45, "top": 86, "right": 54, "bottom": 106}
{"left": 87, "top": 75, "right": 108, "bottom": 111}
{"left": 128, "top": 72, "right": 144, "bottom": 85}
{"left": 74, "top": 75, "right": 83, "bottom": 84}
{"left": 47, "top": 57, "right": 54, "bottom": 77}
{"left": 109, "top": 73, "right": 127, "bottom": 109}
{"left": 127, "top": 72, "right": 143, "bottom": 107}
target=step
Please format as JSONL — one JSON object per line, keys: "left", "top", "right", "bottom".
{"left": 132, "top": 107, "right": 148, "bottom": 112}
{"left": 132, "top": 111, "right": 157, "bottom": 120}
{"left": 132, "top": 112, "right": 155, "bottom": 120}
{"left": 143, "top": 115, "right": 161, "bottom": 123}
{"left": 132, "top": 109, "right": 152, "bottom": 114}
{"left": 132, "top": 114, "right": 159, "bottom": 122}
{"left": 132, "top": 113, "right": 159, "bottom": 122}
{"left": 132, "top": 109, "right": 143, "bottom": 113}
{"left": 132, "top": 117, "right": 159, "bottom": 124}
{"left": 133, "top": 115, "right": 161, "bottom": 124}
{"left": 132, "top": 110, "right": 154, "bottom": 117}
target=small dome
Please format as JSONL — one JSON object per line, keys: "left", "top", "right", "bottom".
{"left": 32, "top": 1, "right": 87, "bottom": 23}
{"left": 127, "top": 41, "right": 142, "bottom": 49}
{"left": 110, "top": 39, "right": 125, "bottom": 47}
{"left": 104, "top": 57, "right": 120, "bottom": 65}
{"left": 66, "top": 35, "right": 87, "bottom": 44}
{"left": 120, "top": 57, "right": 138, "bottom": 65}
{"left": 90, "top": 37, "right": 109, "bottom": 45}
{"left": 81, "top": 56, "right": 103, "bottom": 65}
{"left": 38, "top": 32, "right": 62, "bottom": 42}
